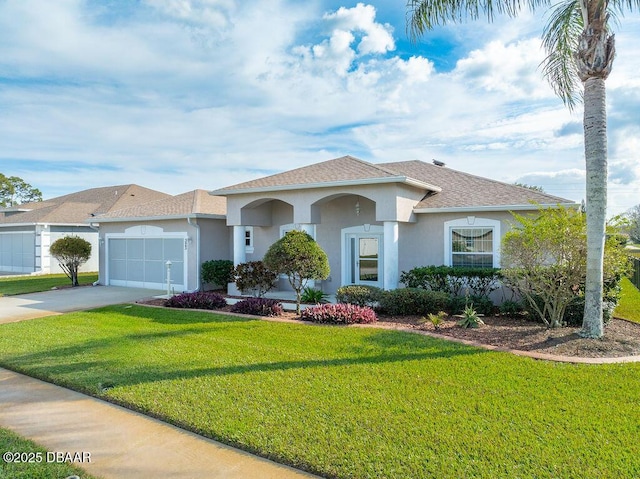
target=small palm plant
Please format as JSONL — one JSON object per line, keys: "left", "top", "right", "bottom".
{"left": 457, "top": 304, "right": 484, "bottom": 329}
{"left": 301, "top": 287, "right": 329, "bottom": 304}
{"left": 419, "top": 311, "right": 447, "bottom": 330}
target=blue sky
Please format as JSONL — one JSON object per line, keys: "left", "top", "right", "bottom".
{"left": 0, "top": 0, "right": 638, "bottom": 215}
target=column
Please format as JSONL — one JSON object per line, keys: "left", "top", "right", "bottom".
{"left": 383, "top": 221, "right": 399, "bottom": 290}
{"left": 233, "top": 225, "right": 246, "bottom": 267}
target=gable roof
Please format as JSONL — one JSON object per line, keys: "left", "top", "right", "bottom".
{"left": 0, "top": 185, "right": 171, "bottom": 226}
{"left": 212, "top": 156, "right": 574, "bottom": 212}
{"left": 93, "top": 190, "right": 226, "bottom": 222}
{"left": 212, "top": 155, "right": 441, "bottom": 195}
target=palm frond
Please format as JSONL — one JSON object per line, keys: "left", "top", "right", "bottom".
{"left": 407, "top": 0, "right": 551, "bottom": 41}
{"left": 541, "top": 0, "right": 583, "bottom": 108}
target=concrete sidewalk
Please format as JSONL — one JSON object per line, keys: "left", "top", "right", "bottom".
{"left": 0, "top": 368, "right": 321, "bottom": 479}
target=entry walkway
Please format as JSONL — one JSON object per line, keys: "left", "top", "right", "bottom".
{"left": 0, "top": 368, "right": 320, "bottom": 479}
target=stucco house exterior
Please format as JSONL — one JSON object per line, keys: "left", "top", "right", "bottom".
{"left": 212, "top": 156, "right": 575, "bottom": 295}
{"left": 93, "top": 190, "right": 228, "bottom": 292}
{"left": 0, "top": 185, "right": 169, "bottom": 275}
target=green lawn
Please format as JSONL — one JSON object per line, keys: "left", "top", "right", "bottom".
{"left": 0, "top": 427, "right": 98, "bottom": 479}
{"left": 0, "top": 306, "right": 639, "bottom": 478}
{"left": 0, "top": 272, "right": 98, "bottom": 296}
{"left": 615, "top": 277, "right": 640, "bottom": 323}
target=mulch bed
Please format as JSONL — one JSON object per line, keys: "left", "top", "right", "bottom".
{"left": 136, "top": 297, "right": 640, "bottom": 359}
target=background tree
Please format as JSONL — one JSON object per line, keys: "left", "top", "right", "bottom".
{"left": 626, "top": 204, "right": 640, "bottom": 244}
{"left": 0, "top": 174, "right": 43, "bottom": 207}
{"left": 502, "top": 207, "right": 628, "bottom": 328}
{"left": 263, "top": 230, "right": 330, "bottom": 314}
{"left": 49, "top": 236, "right": 92, "bottom": 287}
{"left": 408, "top": 0, "right": 638, "bottom": 338}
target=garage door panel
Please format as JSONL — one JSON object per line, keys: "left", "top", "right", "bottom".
{"left": 144, "top": 261, "right": 164, "bottom": 282}
{"left": 164, "top": 240, "right": 183, "bottom": 261}
{"left": 110, "top": 240, "right": 126, "bottom": 260}
{"left": 127, "top": 260, "right": 145, "bottom": 282}
{"left": 109, "top": 259, "right": 127, "bottom": 281}
{"left": 145, "top": 239, "right": 163, "bottom": 260}
{"left": 127, "top": 239, "right": 144, "bottom": 260}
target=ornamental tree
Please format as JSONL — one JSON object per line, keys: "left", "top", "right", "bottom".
{"left": 49, "top": 236, "right": 92, "bottom": 287}
{"left": 501, "top": 207, "right": 628, "bottom": 329}
{"left": 263, "top": 230, "right": 330, "bottom": 314}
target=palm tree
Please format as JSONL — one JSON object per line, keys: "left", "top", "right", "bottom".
{"left": 408, "top": 0, "right": 637, "bottom": 338}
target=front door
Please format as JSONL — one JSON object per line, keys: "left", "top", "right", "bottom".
{"left": 345, "top": 232, "right": 383, "bottom": 288}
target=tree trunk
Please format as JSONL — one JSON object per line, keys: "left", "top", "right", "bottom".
{"left": 580, "top": 77, "right": 607, "bottom": 338}
{"left": 574, "top": 13, "right": 615, "bottom": 338}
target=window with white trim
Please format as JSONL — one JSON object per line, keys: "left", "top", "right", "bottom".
{"left": 444, "top": 218, "right": 500, "bottom": 268}
{"left": 244, "top": 226, "right": 254, "bottom": 254}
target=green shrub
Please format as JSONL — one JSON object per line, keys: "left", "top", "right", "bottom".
{"left": 400, "top": 266, "right": 501, "bottom": 296}
{"left": 201, "top": 260, "right": 234, "bottom": 288}
{"left": 335, "top": 285, "right": 382, "bottom": 307}
{"left": 300, "top": 287, "right": 329, "bottom": 304}
{"left": 377, "top": 288, "right": 449, "bottom": 316}
{"left": 499, "top": 300, "right": 525, "bottom": 317}
{"left": 300, "top": 303, "right": 377, "bottom": 324}
{"left": 448, "top": 295, "right": 494, "bottom": 316}
{"left": 233, "top": 261, "right": 278, "bottom": 297}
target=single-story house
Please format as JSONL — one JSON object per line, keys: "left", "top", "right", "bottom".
{"left": 211, "top": 156, "right": 575, "bottom": 295}
{"left": 0, "top": 185, "right": 170, "bottom": 275}
{"left": 92, "top": 190, "right": 228, "bottom": 292}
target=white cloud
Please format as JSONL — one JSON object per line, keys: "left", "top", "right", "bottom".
{"left": 451, "top": 38, "right": 554, "bottom": 99}
{"left": 0, "top": 1, "right": 638, "bottom": 217}
{"left": 323, "top": 3, "right": 395, "bottom": 55}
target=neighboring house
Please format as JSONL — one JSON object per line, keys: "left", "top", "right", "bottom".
{"left": 0, "top": 185, "right": 170, "bottom": 275}
{"left": 92, "top": 190, "right": 228, "bottom": 292}
{"left": 212, "top": 156, "right": 575, "bottom": 295}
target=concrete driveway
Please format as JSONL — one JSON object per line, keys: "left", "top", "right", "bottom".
{"left": 0, "top": 285, "right": 164, "bottom": 323}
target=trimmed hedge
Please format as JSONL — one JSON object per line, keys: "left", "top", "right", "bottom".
{"left": 400, "top": 266, "right": 502, "bottom": 296}
{"left": 335, "top": 285, "right": 382, "bottom": 307}
{"left": 300, "top": 303, "right": 377, "bottom": 324}
{"left": 165, "top": 291, "right": 227, "bottom": 310}
{"left": 230, "top": 298, "right": 283, "bottom": 317}
{"left": 201, "top": 259, "right": 234, "bottom": 287}
{"left": 377, "top": 288, "right": 449, "bottom": 316}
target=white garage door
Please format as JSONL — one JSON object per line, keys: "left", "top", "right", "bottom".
{"left": 107, "top": 237, "right": 185, "bottom": 291}
{"left": 0, "top": 232, "right": 36, "bottom": 273}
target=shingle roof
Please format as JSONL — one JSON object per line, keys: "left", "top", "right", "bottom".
{"left": 379, "top": 160, "right": 573, "bottom": 210}
{"left": 94, "top": 190, "right": 226, "bottom": 221}
{"left": 213, "top": 156, "right": 574, "bottom": 211}
{"left": 212, "top": 155, "right": 440, "bottom": 194}
{"left": 0, "top": 185, "right": 171, "bottom": 225}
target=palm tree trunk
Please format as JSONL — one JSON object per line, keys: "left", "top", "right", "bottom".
{"left": 580, "top": 77, "right": 607, "bottom": 338}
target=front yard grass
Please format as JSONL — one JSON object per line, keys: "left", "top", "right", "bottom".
{"left": 0, "top": 272, "right": 98, "bottom": 296}
{"left": 615, "top": 277, "right": 640, "bottom": 323}
{"left": 0, "top": 427, "right": 98, "bottom": 479}
{"left": 0, "top": 305, "right": 638, "bottom": 478}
